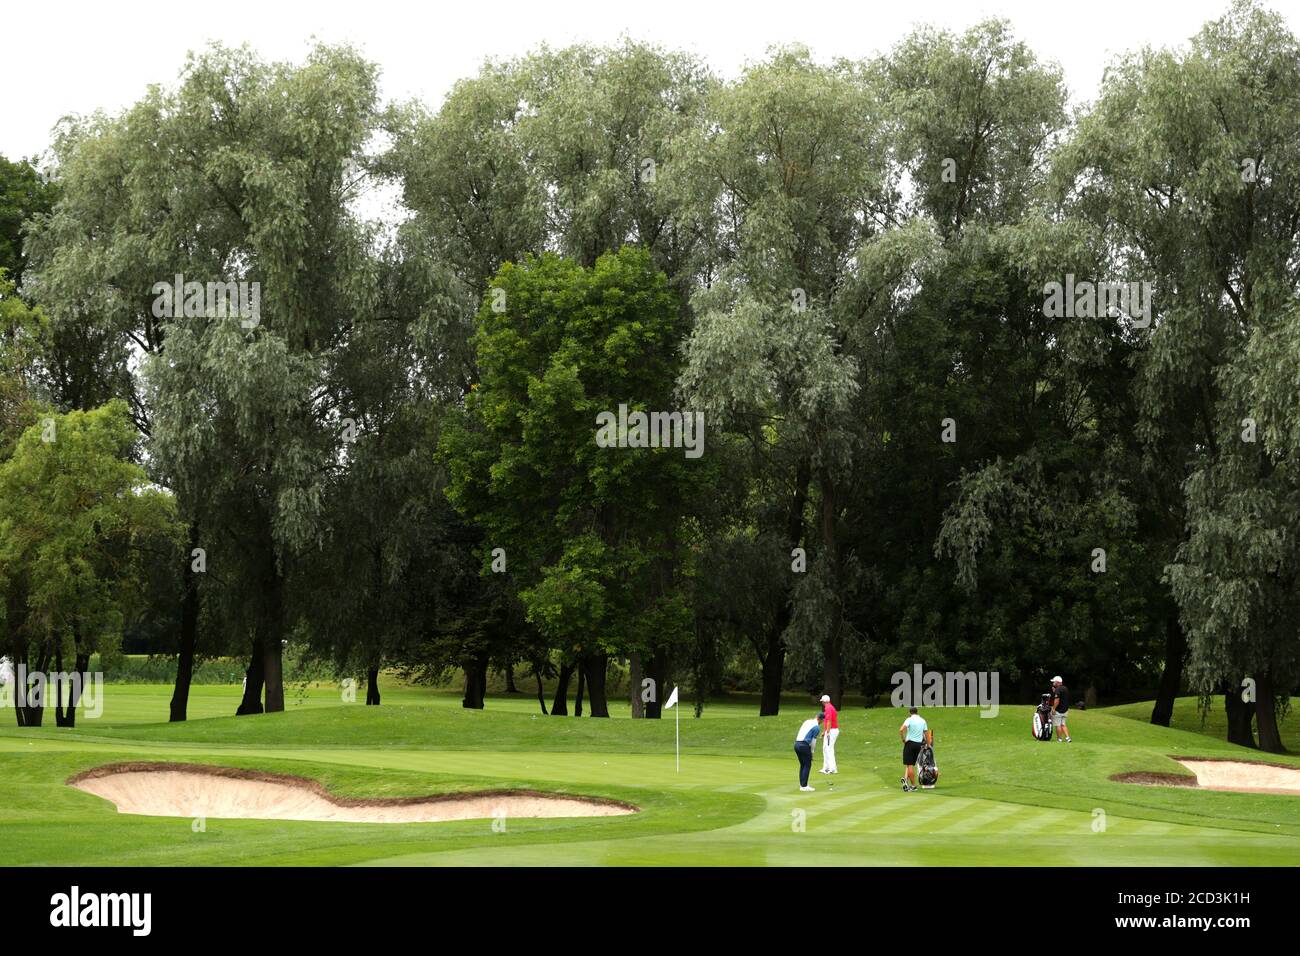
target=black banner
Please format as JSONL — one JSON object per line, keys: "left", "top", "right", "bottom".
{"left": 3, "top": 866, "right": 1290, "bottom": 942}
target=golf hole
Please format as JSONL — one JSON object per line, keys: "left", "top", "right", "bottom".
{"left": 68, "top": 763, "right": 640, "bottom": 823}
{"left": 1113, "top": 757, "right": 1300, "bottom": 796}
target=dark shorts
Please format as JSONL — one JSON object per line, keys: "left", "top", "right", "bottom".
{"left": 903, "top": 740, "right": 923, "bottom": 765}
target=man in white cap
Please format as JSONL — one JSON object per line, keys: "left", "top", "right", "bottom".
{"left": 1050, "top": 676, "right": 1072, "bottom": 743}
{"left": 818, "top": 694, "right": 839, "bottom": 774}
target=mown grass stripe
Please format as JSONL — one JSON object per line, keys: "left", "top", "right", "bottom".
{"left": 814, "top": 793, "right": 973, "bottom": 834}
{"left": 931, "top": 802, "right": 1024, "bottom": 834}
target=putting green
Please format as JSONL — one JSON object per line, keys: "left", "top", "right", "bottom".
{"left": 2, "top": 686, "right": 1297, "bottom": 866}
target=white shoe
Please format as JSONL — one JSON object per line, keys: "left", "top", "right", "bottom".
{"left": 818, "top": 768, "right": 830, "bottom": 774}
{"left": 800, "top": 785, "right": 815, "bottom": 792}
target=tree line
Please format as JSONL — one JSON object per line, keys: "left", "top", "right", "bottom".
{"left": 1, "top": 0, "right": 1296, "bottom": 750}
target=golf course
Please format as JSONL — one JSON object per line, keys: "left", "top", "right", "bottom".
{"left": 4, "top": 2, "right": 1300, "bottom": 913}
{"left": 3, "top": 685, "right": 1297, "bottom": 867}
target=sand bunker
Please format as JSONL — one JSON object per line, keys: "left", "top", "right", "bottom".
{"left": 1113, "top": 757, "right": 1300, "bottom": 795}
{"left": 1174, "top": 758, "right": 1300, "bottom": 795}
{"left": 68, "top": 763, "right": 638, "bottom": 823}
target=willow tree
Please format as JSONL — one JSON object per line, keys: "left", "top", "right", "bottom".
{"left": 27, "top": 76, "right": 231, "bottom": 719}
{"left": 290, "top": 236, "right": 470, "bottom": 706}
{"left": 1068, "top": 0, "right": 1300, "bottom": 748}
{"left": 29, "top": 43, "right": 387, "bottom": 717}
{"left": 673, "top": 46, "right": 890, "bottom": 710}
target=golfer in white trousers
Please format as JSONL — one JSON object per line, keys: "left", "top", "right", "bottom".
{"left": 819, "top": 694, "right": 840, "bottom": 774}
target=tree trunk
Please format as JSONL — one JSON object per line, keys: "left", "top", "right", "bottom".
{"left": 53, "top": 648, "right": 91, "bottom": 728}
{"left": 1254, "top": 669, "right": 1286, "bottom": 754}
{"left": 759, "top": 634, "right": 785, "bottom": 717}
{"left": 18, "top": 649, "right": 51, "bottom": 727}
{"left": 818, "top": 472, "right": 844, "bottom": 709}
{"left": 551, "top": 662, "right": 574, "bottom": 716}
{"left": 12, "top": 671, "right": 26, "bottom": 723}
{"left": 53, "top": 650, "right": 70, "bottom": 727}
{"left": 1224, "top": 682, "right": 1256, "bottom": 748}
{"left": 65, "top": 653, "right": 90, "bottom": 728}
{"left": 170, "top": 522, "right": 202, "bottom": 722}
{"left": 261, "top": 636, "right": 284, "bottom": 712}
{"left": 644, "top": 649, "right": 669, "bottom": 719}
{"left": 630, "top": 652, "right": 644, "bottom": 718}
{"left": 261, "top": 570, "right": 286, "bottom": 714}
{"left": 504, "top": 664, "right": 518, "bottom": 694}
{"left": 583, "top": 654, "right": 610, "bottom": 717}
{"left": 462, "top": 653, "right": 488, "bottom": 709}
{"left": 236, "top": 636, "right": 265, "bottom": 715}
{"left": 365, "top": 667, "right": 381, "bottom": 706}
{"left": 534, "top": 669, "right": 548, "bottom": 715}
{"left": 759, "top": 458, "right": 809, "bottom": 718}
{"left": 1150, "top": 614, "right": 1187, "bottom": 726}
{"left": 20, "top": 688, "right": 43, "bottom": 726}
{"left": 9, "top": 647, "right": 27, "bottom": 728}
{"left": 8, "top": 593, "right": 35, "bottom": 727}
{"left": 13, "top": 647, "right": 47, "bottom": 727}
{"left": 21, "top": 701, "right": 43, "bottom": 726}
{"left": 821, "top": 656, "right": 844, "bottom": 712}
{"left": 574, "top": 663, "right": 585, "bottom": 717}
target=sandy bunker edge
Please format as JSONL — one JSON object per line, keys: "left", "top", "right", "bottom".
{"left": 67, "top": 761, "right": 641, "bottom": 822}
{"left": 1111, "top": 755, "right": 1300, "bottom": 795}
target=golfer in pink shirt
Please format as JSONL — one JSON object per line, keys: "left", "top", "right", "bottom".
{"left": 819, "top": 694, "right": 839, "bottom": 774}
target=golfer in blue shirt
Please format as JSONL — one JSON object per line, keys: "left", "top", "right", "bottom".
{"left": 794, "top": 712, "right": 823, "bottom": 791}
{"left": 899, "top": 707, "right": 931, "bottom": 792}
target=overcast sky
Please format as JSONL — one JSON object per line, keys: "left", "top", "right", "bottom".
{"left": 5, "top": 0, "right": 1293, "bottom": 162}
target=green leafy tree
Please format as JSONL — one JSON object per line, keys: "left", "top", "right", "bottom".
{"left": 0, "top": 156, "right": 58, "bottom": 293}
{"left": 0, "top": 273, "right": 48, "bottom": 455}
{"left": 0, "top": 401, "right": 177, "bottom": 726}
{"left": 441, "top": 247, "right": 707, "bottom": 715}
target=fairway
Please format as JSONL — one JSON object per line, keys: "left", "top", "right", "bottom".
{"left": 4, "top": 686, "right": 1298, "bottom": 867}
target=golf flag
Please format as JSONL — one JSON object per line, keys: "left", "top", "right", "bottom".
{"left": 665, "top": 685, "right": 681, "bottom": 773}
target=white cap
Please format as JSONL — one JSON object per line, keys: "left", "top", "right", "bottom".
{"left": 1051, "top": 676, "right": 1063, "bottom": 684}
{"left": 820, "top": 694, "right": 831, "bottom": 702}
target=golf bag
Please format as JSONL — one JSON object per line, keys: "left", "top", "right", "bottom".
{"left": 1032, "top": 694, "right": 1054, "bottom": 741}
{"left": 917, "top": 743, "right": 939, "bottom": 788}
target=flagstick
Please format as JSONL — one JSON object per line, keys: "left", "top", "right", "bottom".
{"left": 663, "top": 684, "right": 680, "bottom": 772}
